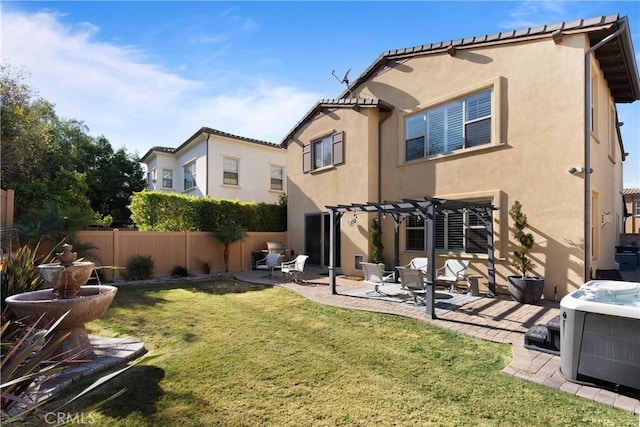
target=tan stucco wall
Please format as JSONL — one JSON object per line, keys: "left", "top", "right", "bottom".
{"left": 286, "top": 108, "right": 382, "bottom": 267}
{"left": 286, "top": 33, "right": 627, "bottom": 298}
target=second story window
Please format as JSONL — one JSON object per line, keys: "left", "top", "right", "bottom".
{"left": 405, "top": 89, "right": 491, "bottom": 161}
{"left": 313, "top": 135, "right": 333, "bottom": 169}
{"left": 303, "top": 131, "right": 344, "bottom": 173}
{"left": 162, "top": 169, "right": 173, "bottom": 188}
{"left": 223, "top": 157, "right": 239, "bottom": 186}
{"left": 270, "top": 165, "right": 283, "bottom": 191}
{"left": 184, "top": 161, "right": 196, "bottom": 190}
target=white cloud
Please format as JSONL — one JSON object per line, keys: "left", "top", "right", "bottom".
{"left": 1, "top": 11, "right": 320, "bottom": 154}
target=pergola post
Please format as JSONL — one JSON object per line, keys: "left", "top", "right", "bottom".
{"left": 329, "top": 211, "right": 342, "bottom": 294}
{"left": 485, "top": 207, "right": 496, "bottom": 297}
{"left": 391, "top": 213, "right": 402, "bottom": 281}
{"left": 425, "top": 202, "right": 437, "bottom": 319}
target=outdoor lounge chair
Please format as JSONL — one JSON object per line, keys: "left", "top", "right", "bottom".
{"left": 397, "top": 266, "right": 427, "bottom": 304}
{"left": 255, "top": 252, "right": 283, "bottom": 277}
{"left": 436, "top": 259, "right": 469, "bottom": 292}
{"left": 281, "top": 255, "right": 308, "bottom": 283}
{"left": 361, "top": 262, "right": 395, "bottom": 296}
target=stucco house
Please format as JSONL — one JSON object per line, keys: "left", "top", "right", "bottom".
{"left": 282, "top": 14, "right": 639, "bottom": 299}
{"left": 141, "top": 127, "right": 286, "bottom": 204}
{"left": 623, "top": 188, "right": 640, "bottom": 234}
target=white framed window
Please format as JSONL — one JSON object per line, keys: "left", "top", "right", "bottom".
{"left": 635, "top": 200, "right": 640, "bottom": 215}
{"left": 184, "top": 161, "right": 196, "bottom": 190}
{"left": 162, "top": 169, "right": 173, "bottom": 188}
{"left": 270, "top": 165, "right": 283, "bottom": 191}
{"left": 405, "top": 89, "right": 492, "bottom": 161}
{"left": 405, "top": 203, "right": 490, "bottom": 254}
{"left": 223, "top": 157, "right": 239, "bottom": 186}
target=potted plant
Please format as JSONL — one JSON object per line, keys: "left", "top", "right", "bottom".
{"left": 507, "top": 201, "right": 544, "bottom": 304}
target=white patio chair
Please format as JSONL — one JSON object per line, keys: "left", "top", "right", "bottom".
{"left": 361, "top": 262, "right": 395, "bottom": 296}
{"left": 402, "top": 257, "right": 429, "bottom": 274}
{"left": 397, "top": 266, "right": 427, "bottom": 305}
{"left": 281, "top": 255, "right": 308, "bottom": 283}
{"left": 255, "top": 252, "right": 283, "bottom": 277}
{"left": 436, "top": 259, "right": 469, "bottom": 292}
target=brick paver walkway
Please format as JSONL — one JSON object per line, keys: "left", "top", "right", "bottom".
{"left": 236, "top": 268, "right": 640, "bottom": 415}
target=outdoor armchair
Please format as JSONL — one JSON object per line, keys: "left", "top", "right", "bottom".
{"left": 436, "top": 259, "right": 469, "bottom": 292}
{"left": 397, "top": 266, "right": 427, "bottom": 305}
{"left": 281, "top": 255, "right": 308, "bottom": 283}
{"left": 401, "top": 257, "right": 429, "bottom": 274}
{"left": 361, "top": 262, "right": 395, "bottom": 296}
{"left": 255, "top": 253, "right": 283, "bottom": 277}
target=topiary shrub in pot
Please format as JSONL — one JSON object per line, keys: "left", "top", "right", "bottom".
{"left": 507, "top": 201, "right": 544, "bottom": 304}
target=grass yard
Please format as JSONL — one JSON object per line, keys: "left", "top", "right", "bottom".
{"left": 50, "top": 279, "right": 637, "bottom": 426}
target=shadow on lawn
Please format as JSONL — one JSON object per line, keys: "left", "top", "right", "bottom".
{"left": 97, "top": 365, "right": 165, "bottom": 418}
{"left": 110, "top": 278, "right": 271, "bottom": 309}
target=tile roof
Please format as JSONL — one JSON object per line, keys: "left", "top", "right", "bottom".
{"left": 623, "top": 188, "right": 640, "bottom": 195}
{"left": 280, "top": 98, "right": 393, "bottom": 146}
{"left": 342, "top": 14, "right": 639, "bottom": 104}
{"left": 282, "top": 15, "right": 639, "bottom": 148}
{"left": 141, "top": 127, "right": 281, "bottom": 163}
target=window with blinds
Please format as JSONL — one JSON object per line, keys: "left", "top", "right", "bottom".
{"left": 405, "top": 89, "right": 492, "bottom": 161}
{"left": 223, "top": 157, "right": 239, "bottom": 186}
{"left": 405, "top": 204, "right": 490, "bottom": 254}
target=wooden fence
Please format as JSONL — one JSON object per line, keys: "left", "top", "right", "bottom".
{"left": 1, "top": 189, "right": 15, "bottom": 228}
{"left": 75, "top": 230, "right": 288, "bottom": 281}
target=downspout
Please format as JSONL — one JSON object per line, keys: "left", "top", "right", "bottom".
{"left": 584, "top": 22, "right": 626, "bottom": 281}
{"left": 205, "top": 132, "right": 211, "bottom": 195}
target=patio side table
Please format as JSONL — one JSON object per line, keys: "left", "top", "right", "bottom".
{"left": 466, "top": 275, "right": 481, "bottom": 296}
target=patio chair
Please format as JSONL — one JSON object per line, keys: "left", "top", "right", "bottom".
{"left": 397, "top": 266, "right": 427, "bottom": 305}
{"left": 436, "top": 259, "right": 469, "bottom": 292}
{"left": 281, "top": 255, "right": 308, "bottom": 283}
{"left": 402, "top": 257, "right": 429, "bottom": 274}
{"left": 361, "top": 262, "right": 395, "bottom": 296}
{"left": 255, "top": 252, "right": 283, "bottom": 277}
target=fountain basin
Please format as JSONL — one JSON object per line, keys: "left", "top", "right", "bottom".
{"left": 37, "top": 262, "right": 96, "bottom": 298}
{"left": 5, "top": 285, "right": 118, "bottom": 359}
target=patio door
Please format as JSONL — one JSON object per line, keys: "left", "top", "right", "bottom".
{"left": 305, "top": 213, "right": 340, "bottom": 267}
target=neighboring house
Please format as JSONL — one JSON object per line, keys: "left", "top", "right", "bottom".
{"left": 141, "top": 127, "right": 287, "bottom": 204}
{"left": 282, "top": 14, "right": 639, "bottom": 299}
{"left": 623, "top": 188, "right": 640, "bottom": 234}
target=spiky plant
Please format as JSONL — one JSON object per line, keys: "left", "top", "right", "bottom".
{"left": 213, "top": 223, "right": 247, "bottom": 272}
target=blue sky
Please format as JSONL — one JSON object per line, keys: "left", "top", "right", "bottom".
{"left": 2, "top": 1, "right": 639, "bottom": 186}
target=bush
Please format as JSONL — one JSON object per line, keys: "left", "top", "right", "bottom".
{"left": 123, "top": 255, "right": 154, "bottom": 281}
{"left": 0, "top": 241, "right": 54, "bottom": 311}
{"left": 170, "top": 266, "right": 189, "bottom": 277}
{"left": 129, "top": 191, "right": 286, "bottom": 232}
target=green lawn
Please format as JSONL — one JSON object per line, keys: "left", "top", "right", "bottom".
{"left": 51, "top": 279, "right": 637, "bottom": 426}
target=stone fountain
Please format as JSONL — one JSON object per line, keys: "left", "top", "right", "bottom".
{"left": 4, "top": 244, "right": 118, "bottom": 360}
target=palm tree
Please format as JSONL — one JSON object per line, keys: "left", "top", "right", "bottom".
{"left": 213, "top": 223, "right": 247, "bottom": 272}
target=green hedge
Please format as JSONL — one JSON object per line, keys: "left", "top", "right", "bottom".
{"left": 129, "top": 191, "right": 286, "bottom": 232}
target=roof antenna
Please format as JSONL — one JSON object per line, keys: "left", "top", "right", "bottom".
{"left": 332, "top": 68, "right": 351, "bottom": 87}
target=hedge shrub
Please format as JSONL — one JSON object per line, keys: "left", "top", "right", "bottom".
{"left": 129, "top": 191, "right": 286, "bottom": 232}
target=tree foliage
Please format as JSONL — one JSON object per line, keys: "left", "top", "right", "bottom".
{"left": 1, "top": 64, "right": 146, "bottom": 235}
{"left": 509, "top": 200, "right": 536, "bottom": 277}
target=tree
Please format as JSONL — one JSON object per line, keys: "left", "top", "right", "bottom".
{"left": 213, "top": 224, "right": 247, "bottom": 272}
{"left": 1, "top": 64, "right": 146, "bottom": 229}
{"left": 0, "top": 64, "right": 56, "bottom": 187}
{"left": 370, "top": 217, "right": 385, "bottom": 264}
{"left": 509, "top": 201, "right": 536, "bottom": 277}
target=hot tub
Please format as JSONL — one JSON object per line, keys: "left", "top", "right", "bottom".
{"left": 560, "top": 280, "right": 639, "bottom": 390}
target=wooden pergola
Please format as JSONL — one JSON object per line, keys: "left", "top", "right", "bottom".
{"left": 326, "top": 197, "right": 499, "bottom": 319}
